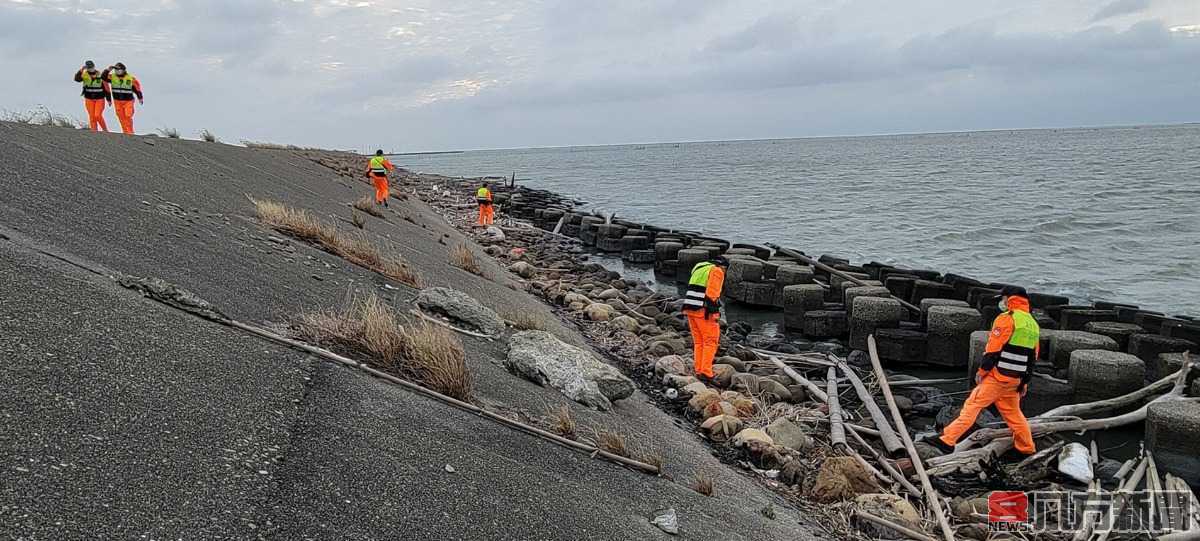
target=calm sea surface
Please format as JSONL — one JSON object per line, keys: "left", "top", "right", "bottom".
{"left": 401, "top": 125, "right": 1200, "bottom": 315}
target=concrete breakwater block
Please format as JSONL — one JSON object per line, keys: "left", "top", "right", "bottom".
{"left": 761, "top": 261, "right": 782, "bottom": 280}
{"left": 830, "top": 272, "right": 870, "bottom": 293}
{"left": 1116, "top": 306, "right": 1159, "bottom": 324}
{"left": 1128, "top": 334, "right": 1195, "bottom": 365}
{"left": 920, "top": 298, "right": 969, "bottom": 329}
{"left": 967, "top": 287, "right": 1003, "bottom": 310}
{"left": 1146, "top": 400, "right": 1200, "bottom": 485}
{"left": 1028, "top": 292, "right": 1071, "bottom": 310}
{"left": 926, "top": 306, "right": 983, "bottom": 367}
{"left": 622, "top": 249, "right": 656, "bottom": 264}
{"left": 1060, "top": 308, "right": 1118, "bottom": 331}
{"left": 884, "top": 276, "right": 917, "bottom": 302}
{"left": 1047, "top": 331, "right": 1119, "bottom": 369}
{"left": 802, "top": 310, "right": 848, "bottom": 338}
{"left": 1069, "top": 350, "right": 1145, "bottom": 403}
{"left": 738, "top": 282, "right": 777, "bottom": 307}
{"left": 1162, "top": 320, "right": 1200, "bottom": 344}
{"left": 967, "top": 330, "right": 990, "bottom": 378}
{"left": 1153, "top": 352, "right": 1200, "bottom": 383}
{"left": 595, "top": 237, "right": 624, "bottom": 252}
{"left": 843, "top": 286, "right": 891, "bottom": 320}
{"left": 784, "top": 284, "right": 826, "bottom": 331}
{"left": 732, "top": 243, "right": 771, "bottom": 260}
{"left": 726, "top": 259, "right": 763, "bottom": 285}
{"left": 910, "top": 280, "right": 956, "bottom": 305}
{"left": 675, "top": 249, "right": 709, "bottom": 283}
{"left": 596, "top": 223, "right": 626, "bottom": 239}
{"left": 836, "top": 280, "right": 882, "bottom": 305}
{"left": 1133, "top": 312, "right": 1176, "bottom": 334}
{"left": 775, "top": 265, "right": 814, "bottom": 287}
{"left": 849, "top": 297, "right": 905, "bottom": 351}
{"left": 654, "top": 241, "right": 684, "bottom": 262}
{"left": 1024, "top": 376, "right": 1073, "bottom": 417}
{"left": 874, "top": 328, "right": 927, "bottom": 364}
{"left": 619, "top": 235, "right": 650, "bottom": 253}
{"left": 1082, "top": 321, "right": 1143, "bottom": 351}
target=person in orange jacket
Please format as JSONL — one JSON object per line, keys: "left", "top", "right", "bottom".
{"left": 932, "top": 285, "right": 1040, "bottom": 455}
{"left": 475, "top": 182, "right": 494, "bottom": 225}
{"left": 102, "top": 62, "right": 143, "bottom": 134}
{"left": 73, "top": 60, "right": 110, "bottom": 132}
{"left": 365, "top": 150, "right": 395, "bottom": 207}
{"left": 682, "top": 256, "right": 729, "bottom": 379}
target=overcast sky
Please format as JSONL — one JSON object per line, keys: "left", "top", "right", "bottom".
{"left": 5, "top": 0, "right": 1198, "bottom": 151}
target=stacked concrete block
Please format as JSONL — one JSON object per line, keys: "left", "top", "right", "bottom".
{"left": 1162, "top": 320, "right": 1200, "bottom": 345}
{"left": 731, "top": 244, "right": 772, "bottom": 260}
{"left": 1047, "top": 331, "right": 1119, "bottom": 369}
{"left": 967, "top": 330, "right": 990, "bottom": 378}
{"left": 920, "top": 298, "right": 970, "bottom": 329}
{"left": 802, "top": 310, "right": 848, "bottom": 338}
{"left": 776, "top": 265, "right": 814, "bottom": 287}
{"left": 884, "top": 275, "right": 917, "bottom": 303}
{"left": 967, "top": 287, "right": 1002, "bottom": 309}
{"left": 837, "top": 280, "right": 883, "bottom": 306}
{"left": 1152, "top": 352, "right": 1199, "bottom": 383}
{"left": 849, "top": 297, "right": 905, "bottom": 351}
{"left": 873, "top": 328, "right": 928, "bottom": 364}
{"left": 1116, "top": 307, "right": 1159, "bottom": 324}
{"left": 783, "top": 284, "right": 826, "bottom": 331}
{"left": 623, "top": 249, "right": 656, "bottom": 264}
{"left": 1028, "top": 292, "right": 1071, "bottom": 310}
{"left": 843, "top": 286, "right": 891, "bottom": 320}
{"left": 740, "top": 283, "right": 777, "bottom": 306}
{"left": 910, "top": 280, "right": 956, "bottom": 305}
{"left": 724, "top": 247, "right": 757, "bottom": 257}
{"left": 654, "top": 241, "right": 683, "bottom": 267}
{"left": 1024, "top": 377, "right": 1074, "bottom": 417}
{"left": 723, "top": 258, "right": 763, "bottom": 300}
{"left": 579, "top": 219, "right": 603, "bottom": 245}
{"left": 1128, "top": 334, "right": 1196, "bottom": 366}
{"left": 1133, "top": 312, "right": 1175, "bottom": 334}
{"left": 926, "top": 306, "right": 983, "bottom": 367}
{"left": 947, "top": 275, "right": 986, "bottom": 301}
{"left": 1060, "top": 308, "right": 1118, "bottom": 331}
{"left": 675, "top": 249, "right": 710, "bottom": 283}
{"left": 1082, "top": 321, "right": 1143, "bottom": 351}
{"left": 594, "top": 224, "right": 628, "bottom": 252}
{"left": 1069, "top": 350, "right": 1145, "bottom": 402}
{"left": 830, "top": 272, "right": 870, "bottom": 294}
{"left": 1146, "top": 400, "right": 1200, "bottom": 485}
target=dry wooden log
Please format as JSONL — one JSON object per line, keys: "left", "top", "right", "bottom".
{"left": 835, "top": 357, "right": 904, "bottom": 455}
{"left": 1094, "top": 456, "right": 1149, "bottom": 541}
{"left": 1145, "top": 452, "right": 1170, "bottom": 531}
{"left": 888, "top": 377, "right": 968, "bottom": 387}
{"left": 868, "top": 336, "right": 956, "bottom": 541}
{"left": 1015, "top": 440, "right": 1066, "bottom": 469}
{"left": 847, "top": 424, "right": 922, "bottom": 496}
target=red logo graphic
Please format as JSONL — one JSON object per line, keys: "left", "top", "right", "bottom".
{"left": 989, "top": 491, "right": 1030, "bottom": 523}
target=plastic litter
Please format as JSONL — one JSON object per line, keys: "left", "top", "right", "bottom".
{"left": 1057, "top": 442, "right": 1093, "bottom": 485}
{"left": 650, "top": 508, "right": 679, "bottom": 535}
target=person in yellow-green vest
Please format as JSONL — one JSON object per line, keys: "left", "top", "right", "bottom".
{"left": 932, "top": 285, "right": 1040, "bottom": 455}
{"left": 73, "top": 60, "right": 110, "bottom": 132}
{"left": 475, "top": 182, "right": 494, "bottom": 225}
{"left": 681, "top": 256, "right": 729, "bottom": 379}
{"left": 101, "top": 62, "right": 143, "bottom": 134}
{"left": 364, "top": 150, "right": 395, "bottom": 207}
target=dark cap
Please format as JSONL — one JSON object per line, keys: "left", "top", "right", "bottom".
{"left": 114, "top": 62, "right": 126, "bottom": 70}
{"left": 84, "top": 60, "right": 95, "bottom": 69}
{"left": 1000, "top": 285, "right": 1028, "bottom": 298}
{"left": 375, "top": 149, "right": 383, "bottom": 156}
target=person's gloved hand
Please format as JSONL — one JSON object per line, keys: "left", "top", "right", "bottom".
{"left": 138, "top": 98, "right": 144, "bottom": 105}
{"left": 1018, "top": 383, "right": 1028, "bottom": 397}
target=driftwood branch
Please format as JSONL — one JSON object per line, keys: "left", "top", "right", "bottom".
{"left": 827, "top": 366, "right": 846, "bottom": 448}
{"left": 847, "top": 424, "right": 922, "bottom": 496}
{"left": 409, "top": 309, "right": 497, "bottom": 339}
{"left": 835, "top": 356, "right": 904, "bottom": 456}
{"left": 769, "top": 356, "right": 829, "bottom": 402}
{"left": 868, "top": 335, "right": 956, "bottom": 541}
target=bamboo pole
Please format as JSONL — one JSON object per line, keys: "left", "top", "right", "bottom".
{"left": 827, "top": 366, "right": 846, "bottom": 448}
{"left": 847, "top": 424, "right": 921, "bottom": 496}
{"left": 768, "top": 355, "right": 829, "bottom": 402}
{"left": 868, "top": 335, "right": 956, "bottom": 541}
{"left": 835, "top": 357, "right": 904, "bottom": 455}
{"left": 1094, "top": 456, "right": 1149, "bottom": 541}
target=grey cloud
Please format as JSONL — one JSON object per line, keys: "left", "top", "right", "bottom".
{"left": 1091, "top": 0, "right": 1151, "bottom": 22}
{"left": 703, "top": 13, "right": 801, "bottom": 54}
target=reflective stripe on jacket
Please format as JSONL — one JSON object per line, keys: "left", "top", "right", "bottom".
{"left": 981, "top": 296, "right": 1040, "bottom": 380}
{"left": 109, "top": 74, "right": 138, "bottom": 101}
{"left": 682, "top": 261, "right": 724, "bottom": 316}
{"left": 80, "top": 71, "right": 107, "bottom": 100}
{"left": 476, "top": 187, "right": 492, "bottom": 204}
{"left": 368, "top": 156, "right": 390, "bottom": 176}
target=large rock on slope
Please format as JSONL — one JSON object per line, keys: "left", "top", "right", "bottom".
{"left": 505, "top": 331, "right": 635, "bottom": 410}
{"left": 416, "top": 287, "right": 506, "bottom": 335}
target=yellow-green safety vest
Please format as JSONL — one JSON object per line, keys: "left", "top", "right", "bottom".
{"left": 996, "top": 309, "right": 1040, "bottom": 377}
{"left": 110, "top": 74, "right": 136, "bottom": 101}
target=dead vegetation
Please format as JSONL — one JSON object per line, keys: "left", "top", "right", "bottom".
{"left": 507, "top": 311, "right": 549, "bottom": 331}
{"left": 297, "top": 293, "right": 472, "bottom": 401}
{"left": 690, "top": 471, "right": 715, "bottom": 496}
{"left": 350, "top": 211, "right": 366, "bottom": 230}
{"left": 353, "top": 196, "right": 384, "bottom": 218}
{"left": 449, "top": 243, "right": 483, "bottom": 276}
{"left": 242, "top": 140, "right": 323, "bottom": 151}
{"left": 200, "top": 129, "right": 219, "bottom": 143}
{"left": 3, "top": 106, "right": 83, "bottom": 129}
{"left": 545, "top": 405, "right": 577, "bottom": 440}
{"left": 157, "top": 127, "right": 180, "bottom": 139}
{"left": 593, "top": 429, "right": 629, "bottom": 458}
{"left": 251, "top": 197, "right": 422, "bottom": 287}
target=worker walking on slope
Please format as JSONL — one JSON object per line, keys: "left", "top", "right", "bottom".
{"left": 102, "top": 62, "right": 143, "bottom": 134}
{"left": 682, "top": 256, "right": 729, "bottom": 379}
{"left": 476, "top": 182, "right": 494, "bottom": 226}
{"left": 365, "top": 150, "right": 395, "bottom": 207}
{"left": 73, "top": 61, "right": 110, "bottom": 132}
{"left": 932, "top": 285, "right": 1040, "bottom": 456}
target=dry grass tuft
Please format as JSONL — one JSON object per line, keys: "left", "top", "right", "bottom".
{"left": 350, "top": 211, "right": 366, "bottom": 230}
{"left": 643, "top": 452, "right": 665, "bottom": 472}
{"left": 200, "top": 129, "right": 219, "bottom": 143}
{"left": 449, "top": 243, "right": 483, "bottom": 276}
{"left": 3, "top": 107, "right": 83, "bottom": 129}
{"left": 251, "top": 198, "right": 422, "bottom": 287}
{"left": 594, "top": 430, "right": 630, "bottom": 458}
{"left": 241, "top": 140, "right": 324, "bottom": 151}
{"left": 507, "top": 311, "right": 549, "bottom": 331}
{"left": 157, "top": 127, "right": 180, "bottom": 139}
{"left": 353, "top": 196, "right": 384, "bottom": 218}
{"left": 401, "top": 320, "right": 472, "bottom": 401}
{"left": 297, "top": 294, "right": 471, "bottom": 401}
{"left": 546, "top": 405, "right": 577, "bottom": 440}
{"left": 691, "top": 471, "right": 715, "bottom": 497}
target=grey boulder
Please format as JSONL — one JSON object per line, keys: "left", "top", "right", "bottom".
{"left": 505, "top": 331, "right": 635, "bottom": 410}
{"left": 416, "top": 287, "right": 506, "bottom": 336}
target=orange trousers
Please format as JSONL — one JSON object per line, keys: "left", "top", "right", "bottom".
{"left": 84, "top": 99, "right": 108, "bottom": 132}
{"left": 686, "top": 312, "right": 720, "bottom": 378}
{"left": 372, "top": 176, "right": 389, "bottom": 203}
{"left": 113, "top": 100, "right": 135, "bottom": 134}
{"left": 940, "top": 370, "right": 1035, "bottom": 454}
{"left": 477, "top": 203, "right": 494, "bottom": 225}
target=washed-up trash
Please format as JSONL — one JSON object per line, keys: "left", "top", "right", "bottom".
{"left": 650, "top": 508, "right": 679, "bottom": 535}
{"left": 1057, "top": 442, "right": 1093, "bottom": 485}
{"left": 444, "top": 464, "right": 456, "bottom": 473}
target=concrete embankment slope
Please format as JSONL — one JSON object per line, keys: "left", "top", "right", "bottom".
{"left": 0, "top": 122, "right": 811, "bottom": 540}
